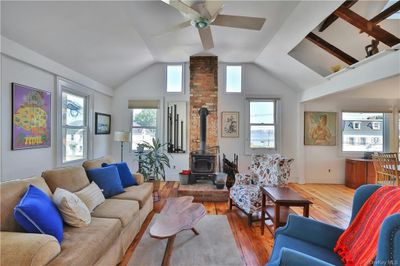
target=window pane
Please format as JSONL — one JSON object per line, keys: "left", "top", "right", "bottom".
{"left": 131, "top": 128, "right": 156, "bottom": 150}
{"left": 226, "top": 66, "right": 242, "bottom": 93}
{"left": 250, "top": 101, "right": 274, "bottom": 124}
{"left": 167, "top": 65, "right": 183, "bottom": 92}
{"left": 62, "top": 92, "right": 85, "bottom": 126}
{"left": 250, "top": 125, "right": 275, "bottom": 148}
{"left": 63, "top": 128, "right": 87, "bottom": 162}
{"left": 342, "top": 112, "right": 383, "bottom": 152}
{"left": 132, "top": 109, "right": 157, "bottom": 127}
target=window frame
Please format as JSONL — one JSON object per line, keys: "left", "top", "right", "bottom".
{"left": 130, "top": 108, "right": 159, "bottom": 151}
{"left": 57, "top": 77, "right": 93, "bottom": 166}
{"left": 340, "top": 111, "right": 388, "bottom": 156}
{"left": 224, "top": 64, "right": 243, "bottom": 94}
{"left": 166, "top": 63, "right": 185, "bottom": 94}
{"left": 245, "top": 98, "right": 280, "bottom": 155}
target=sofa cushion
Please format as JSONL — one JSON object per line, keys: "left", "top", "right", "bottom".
{"left": 1, "top": 176, "right": 52, "bottom": 232}
{"left": 47, "top": 217, "right": 121, "bottom": 266}
{"left": 92, "top": 199, "right": 139, "bottom": 227}
{"left": 86, "top": 166, "right": 124, "bottom": 198}
{"left": 82, "top": 156, "right": 113, "bottom": 170}
{"left": 75, "top": 182, "right": 105, "bottom": 212}
{"left": 102, "top": 162, "right": 138, "bottom": 187}
{"left": 14, "top": 185, "right": 64, "bottom": 243}
{"left": 53, "top": 188, "right": 91, "bottom": 227}
{"left": 270, "top": 234, "right": 343, "bottom": 266}
{"left": 111, "top": 182, "right": 153, "bottom": 208}
{"left": 42, "top": 166, "right": 90, "bottom": 193}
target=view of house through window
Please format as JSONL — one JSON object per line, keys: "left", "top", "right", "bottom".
{"left": 226, "top": 65, "right": 242, "bottom": 93}
{"left": 249, "top": 100, "right": 276, "bottom": 149}
{"left": 131, "top": 108, "right": 158, "bottom": 150}
{"left": 342, "top": 112, "right": 384, "bottom": 152}
{"left": 62, "top": 91, "right": 88, "bottom": 163}
{"left": 166, "top": 65, "right": 183, "bottom": 93}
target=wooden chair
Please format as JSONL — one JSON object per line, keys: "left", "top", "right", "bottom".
{"left": 372, "top": 153, "right": 399, "bottom": 186}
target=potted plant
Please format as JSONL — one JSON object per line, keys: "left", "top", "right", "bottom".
{"left": 135, "top": 138, "right": 171, "bottom": 193}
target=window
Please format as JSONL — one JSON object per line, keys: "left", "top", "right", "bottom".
{"left": 342, "top": 112, "right": 385, "bottom": 152}
{"left": 248, "top": 100, "right": 276, "bottom": 149}
{"left": 353, "top": 122, "right": 361, "bottom": 130}
{"left": 372, "top": 122, "right": 381, "bottom": 130}
{"left": 131, "top": 108, "right": 158, "bottom": 150}
{"left": 61, "top": 91, "right": 88, "bottom": 163}
{"left": 226, "top": 65, "right": 242, "bottom": 93}
{"left": 166, "top": 64, "right": 183, "bottom": 93}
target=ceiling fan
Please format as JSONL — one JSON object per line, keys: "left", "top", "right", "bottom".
{"left": 161, "top": 0, "right": 266, "bottom": 50}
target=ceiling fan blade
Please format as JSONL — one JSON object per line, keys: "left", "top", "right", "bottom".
{"left": 162, "top": 0, "right": 201, "bottom": 19}
{"left": 212, "top": 14, "right": 266, "bottom": 30}
{"left": 204, "top": 1, "right": 224, "bottom": 19}
{"left": 198, "top": 27, "right": 214, "bottom": 50}
{"left": 153, "top": 20, "right": 192, "bottom": 37}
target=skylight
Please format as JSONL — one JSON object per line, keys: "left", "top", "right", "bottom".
{"left": 383, "top": 0, "right": 400, "bottom": 19}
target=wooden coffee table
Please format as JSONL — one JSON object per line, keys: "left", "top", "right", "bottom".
{"left": 149, "top": 196, "right": 206, "bottom": 266}
{"left": 261, "top": 186, "right": 312, "bottom": 235}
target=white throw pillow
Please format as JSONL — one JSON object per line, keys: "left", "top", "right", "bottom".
{"left": 53, "top": 188, "right": 91, "bottom": 227}
{"left": 74, "top": 182, "right": 105, "bottom": 212}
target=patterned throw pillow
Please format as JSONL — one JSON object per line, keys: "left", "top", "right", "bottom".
{"left": 53, "top": 188, "right": 91, "bottom": 227}
{"left": 75, "top": 182, "right": 105, "bottom": 212}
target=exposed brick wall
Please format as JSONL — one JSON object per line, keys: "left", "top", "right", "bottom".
{"left": 189, "top": 56, "right": 218, "bottom": 153}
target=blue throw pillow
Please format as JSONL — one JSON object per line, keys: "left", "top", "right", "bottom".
{"left": 102, "top": 162, "right": 137, "bottom": 187}
{"left": 86, "top": 165, "right": 124, "bottom": 198}
{"left": 14, "top": 185, "right": 64, "bottom": 243}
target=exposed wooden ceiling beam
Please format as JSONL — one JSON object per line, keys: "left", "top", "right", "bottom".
{"left": 370, "top": 1, "right": 400, "bottom": 24}
{"left": 334, "top": 6, "right": 400, "bottom": 47}
{"left": 306, "top": 32, "right": 358, "bottom": 65}
{"left": 319, "top": 0, "right": 358, "bottom": 32}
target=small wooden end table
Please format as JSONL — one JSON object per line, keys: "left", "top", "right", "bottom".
{"left": 261, "top": 186, "right": 312, "bottom": 235}
{"left": 149, "top": 196, "right": 206, "bottom": 266}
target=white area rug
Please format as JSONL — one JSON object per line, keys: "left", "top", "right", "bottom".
{"left": 128, "top": 215, "right": 243, "bottom": 266}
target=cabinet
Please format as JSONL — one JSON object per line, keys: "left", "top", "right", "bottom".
{"left": 345, "top": 159, "right": 376, "bottom": 189}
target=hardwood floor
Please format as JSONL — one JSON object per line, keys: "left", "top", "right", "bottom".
{"left": 119, "top": 182, "right": 354, "bottom": 266}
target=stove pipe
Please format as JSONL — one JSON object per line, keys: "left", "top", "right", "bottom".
{"left": 198, "top": 107, "right": 209, "bottom": 153}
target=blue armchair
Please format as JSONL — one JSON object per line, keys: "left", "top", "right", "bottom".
{"left": 267, "top": 184, "right": 400, "bottom": 266}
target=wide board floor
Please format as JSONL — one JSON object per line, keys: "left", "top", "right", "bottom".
{"left": 120, "top": 182, "right": 354, "bottom": 266}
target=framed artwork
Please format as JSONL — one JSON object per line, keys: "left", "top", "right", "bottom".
{"left": 95, "top": 112, "right": 111, "bottom": 134}
{"left": 221, "top": 112, "right": 239, "bottom": 138}
{"left": 304, "top": 112, "right": 337, "bottom": 146}
{"left": 12, "top": 83, "right": 51, "bottom": 150}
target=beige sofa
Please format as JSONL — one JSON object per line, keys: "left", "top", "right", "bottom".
{"left": 0, "top": 156, "right": 153, "bottom": 266}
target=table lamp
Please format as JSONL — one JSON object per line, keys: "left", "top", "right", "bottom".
{"left": 114, "top": 131, "right": 130, "bottom": 162}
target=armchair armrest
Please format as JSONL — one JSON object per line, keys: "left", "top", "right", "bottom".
{"left": 134, "top": 172, "right": 144, "bottom": 185}
{"left": 275, "top": 215, "right": 344, "bottom": 250}
{"left": 267, "top": 248, "right": 334, "bottom": 266}
{"left": 375, "top": 213, "right": 400, "bottom": 266}
{"left": 0, "top": 231, "right": 60, "bottom": 266}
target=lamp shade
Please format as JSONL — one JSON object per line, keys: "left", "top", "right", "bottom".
{"left": 114, "top": 131, "right": 130, "bottom": 142}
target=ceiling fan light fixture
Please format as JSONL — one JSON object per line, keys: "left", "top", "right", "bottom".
{"left": 191, "top": 17, "right": 210, "bottom": 29}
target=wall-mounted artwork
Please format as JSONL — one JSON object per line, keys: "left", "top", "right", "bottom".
{"left": 221, "top": 112, "right": 239, "bottom": 138}
{"left": 166, "top": 101, "right": 187, "bottom": 153}
{"left": 304, "top": 111, "right": 336, "bottom": 146}
{"left": 95, "top": 112, "right": 111, "bottom": 134}
{"left": 12, "top": 83, "right": 51, "bottom": 150}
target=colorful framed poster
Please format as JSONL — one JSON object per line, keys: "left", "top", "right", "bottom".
{"left": 221, "top": 111, "right": 239, "bottom": 138}
{"left": 304, "top": 111, "right": 337, "bottom": 146}
{"left": 95, "top": 112, "right": 111, "bottom": 134}
{"left": 12, "top": 83, "right": 51, "bottom": 150}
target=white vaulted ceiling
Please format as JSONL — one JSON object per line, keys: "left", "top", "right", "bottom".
{"left": 2, "top": 0, "right": 399, "bottom": 93}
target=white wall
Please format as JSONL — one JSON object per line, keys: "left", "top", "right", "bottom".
{"left": 302, "top": 75, "right": 400, "bottom": 184}
{"left": 1, "top": 54, "right": 113, "bottom": 181}
{"left": 112, "top": 62, "right": 299, "bottom": 181}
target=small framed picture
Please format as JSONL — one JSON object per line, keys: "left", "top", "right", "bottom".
{"left": 221, "top": 112, "right": 239, "bottom": 138}
{"left": 304, "top": 111, "right": 337, "bottom": 146}
{"left": 95, "top": 112, "right": 111, "bottom": 135}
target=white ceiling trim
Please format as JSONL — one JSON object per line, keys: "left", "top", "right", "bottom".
{"left": 1, "top": 36, "right": 114, "bottom": 96}
{"left": 300, "top": 49, "right": 400, "bottom": 102}
{"left": 255, "top": 0, "right": 345, "bottom": 91}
